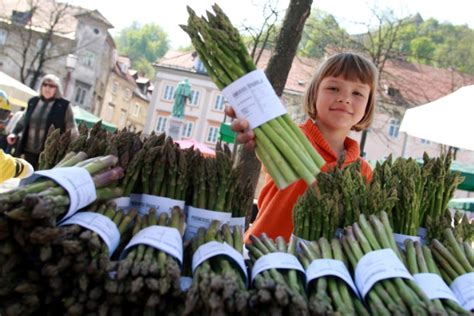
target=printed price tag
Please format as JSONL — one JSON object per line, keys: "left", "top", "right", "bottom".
{"left": 251, "top": 252, "right": 305, "bottom": 283}
{"left": 393, "top": 233, "right": 421, "bottom": 250}
{"left": 22, "top": 167, "right": 96, "bottom": 219}
{"left": 306, "top": 259, "right": 360, "bottom": 298}
{"left": 112, "top": 197, "right": 131, "bottom": 210}
{"left": 121, "top": 226, "right": 183, "bottom": 264}
{"left": 450, "top": 272, "right": 474, "bottom": 310}
{"left": 222, "top": 69, "right": 287, "bottom": 129}
{"left": 355, "top": 248, "right": 414, "bottom": 298}
{"left": 184, "top": 207, "right": 231, "bottom": 241}
{"left": 192, "top": 241, "right": 248, "bottom": 286}
{"left": 129, "top": 194, "right": 185, "bottom": 216}
{"left": 414, "top": 273, "right": 460, "bottom": 304}
{"left": 60, "top": 212, "right": 120, "bottom": 257}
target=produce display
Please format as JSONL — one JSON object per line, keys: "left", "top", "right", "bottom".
{"left": 1, "top": 3, "right": 473, "bottom": 314}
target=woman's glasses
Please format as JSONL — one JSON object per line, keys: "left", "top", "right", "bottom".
{"left": 42, "top": 83, "right": 57, "bottom": 89}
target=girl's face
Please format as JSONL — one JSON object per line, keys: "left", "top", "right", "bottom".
{"left": 315, "top": 76, "right": 371, "bottom": 133}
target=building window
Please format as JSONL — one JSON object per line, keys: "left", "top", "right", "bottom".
{"left": 106, "top": 103, "right": 114, "bottom": 121}
{"left": 388, "top": 118, "right": 400, "bottom": 138}
{"left": 73, "top": 81, "right": 91, "bottom": 106}
{"left": 133, "top": 103, "right": 140, "bottom": 116}
{"left": 182, "top": 121, "right": 194, "bottom": 138}
{"left": 156, "top": 116, "right": 167, "bottom": 132}
{"left": 112, "top": 81, "right": 118, "bottom": 94}
{"left": 81, "top": 51, "right": 96, "bottom": 68}
{"left": 207, "top": 126, "right": 219, "bottom": 144}
{"left": 0, "top": 29, "right": 7, "bottom": 45}
{"left": 420, "top": 138, "right": 431, "bottom": 145}
{"left": 189, "top": 89, "right": 200, "bottom": 106}
{"left": 214, "top": 94, "right": 226, "bottom": 111}
{"left": 119, "top": 109, "right": 126, "bottom": 127}
{"left": 123, "top": 88, "right": 132, "bottom": 101}
{"left": 163, "top": 85, "right": 174, "bottom": 101}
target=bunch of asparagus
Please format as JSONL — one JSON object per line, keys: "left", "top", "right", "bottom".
{"left": 184, "top": 220, "right": 248, "bottom": 315}
{"left": 404, "top": 239, "right": 470, "bottom": 314}
{"left": 141, "top": 136, "right": 190, "bottom": 201}
{"left": 0, "top": 154, "right": 124, "bottom": 219}
{"left": 39, "top": 204, "right": 136, "bottom": 315}
{"left": 247, "top": 234, "right": 308, "bottom": 315}
{"left": 106, "top": 207, "right": 186, "bottom": 315}
{"left": 420, "top": 153, "right": 464, "bottom": 232}
{"left": 188, "top": 143, "right": 238, "bottom": 211}
{"left": 0, "top": 216, "right": 43, "bottom": 315}
{"left": 299, "top": 237, "right": 369, "bottom": 315}
{"left": 181, "top": 4, "right": 325, "bottom": 189}
{"left": 372, "top": 153, "right": 464, "bottom": 239}
{"left": 293, "top": 161, "right": 397, "bottom": 240}
{"left": 341, "top": 212, "right": 438, "bottom": 315}
{"left": 430, "top": 229, "right": 473, "bottom": 293}
{"left": 38, "top": 126, "right": 72, "bottom": 170}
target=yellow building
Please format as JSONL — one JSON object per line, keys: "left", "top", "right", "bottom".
{"left": 99, "top": 56, "right": 151, "bottom": 131}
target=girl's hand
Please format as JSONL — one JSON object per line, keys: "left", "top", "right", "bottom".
{"left": 225, "top": 106, "right": 256, "bottom": 150}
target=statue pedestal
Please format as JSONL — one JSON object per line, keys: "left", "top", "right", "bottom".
{"left": 167, "top": 116, "right": 185, "bottom": 141}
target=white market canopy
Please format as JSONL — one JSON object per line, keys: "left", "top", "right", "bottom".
{"left": 0, "top": 71, "right": 38, "bottom": 108}
{"left": 400, "top": 85, "right": 474, "bottom": 151}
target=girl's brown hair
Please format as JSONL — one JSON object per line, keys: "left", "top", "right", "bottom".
{"left": 303, "top": 52, "right": 379, "bottom": 131}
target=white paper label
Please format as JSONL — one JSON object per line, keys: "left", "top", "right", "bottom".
{"left": 121, "top": 226, "right": 183, "bottom": 264}
{"left": 192, "top": 241, "right": 248, "bottom": 286}
{"left": 222, "top": 69, "right": 287, "bottom": 129}
{"left": 112, "top": 197, "right": 131, "bottom": 210}
{"left": 414, "top": 273, "right": 460, "bottom": 304}
{"left": 355, "top": 249, "right": 414, "bottom": 298}
{"left": 59, "top": 212, "right": 120, "bottom": 256}
{"left": 184, "top": 207, "right": 231, "bottom": 241}
{"left": 450, "top": 272, "right": 474, "bottom": 310}
{"left": 306, "top": 259, "right": 359, "bottom": 298}
{"left": 251, "top": 252, "right": 305, "bottom": 283}
{"left": 393, "top": 233, "right": 421, "bottom": 250}
{"left": 22, "top": 167, "right": 96, "bottom": 219}
{"left": 129, "top": 193, "right": 185, "bottom": 216}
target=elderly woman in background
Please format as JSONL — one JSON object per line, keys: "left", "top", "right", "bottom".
{"left": 7, "top": 74, "right": 78, "bottom": 169}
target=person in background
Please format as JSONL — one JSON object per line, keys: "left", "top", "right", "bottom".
{"left": 6, "top": 74, "right": 78, "bottom": 169}
{"left": 0, "top": 149, "right": 34, "bottom": 183}
{"left": 0, "top": 90, "right": 12, "bottom": 151}
{"left": 226, "top": 52, "right": 378, "bottom": 242}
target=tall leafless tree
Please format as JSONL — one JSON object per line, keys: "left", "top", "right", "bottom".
{"left": 236, "top": 0, "right": 313, "bottom": 217}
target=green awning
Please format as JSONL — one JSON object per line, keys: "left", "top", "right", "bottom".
{"left": 72, "top": 106, "right": 116, "bottom": 133}
{"left": 450, "top": 161, "right": 474, "bottom": 192}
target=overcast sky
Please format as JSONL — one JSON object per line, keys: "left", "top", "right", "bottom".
{"left": 66, "top": 0, "right": 474, "bottom": 49}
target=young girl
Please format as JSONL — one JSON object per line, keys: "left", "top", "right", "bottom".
{"left": 226, "top": 52, "right": 378, "bottom": 242}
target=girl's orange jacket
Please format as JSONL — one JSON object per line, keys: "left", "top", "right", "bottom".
{"left": 244, "top": 119, "right": 373, "bottom": 243}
